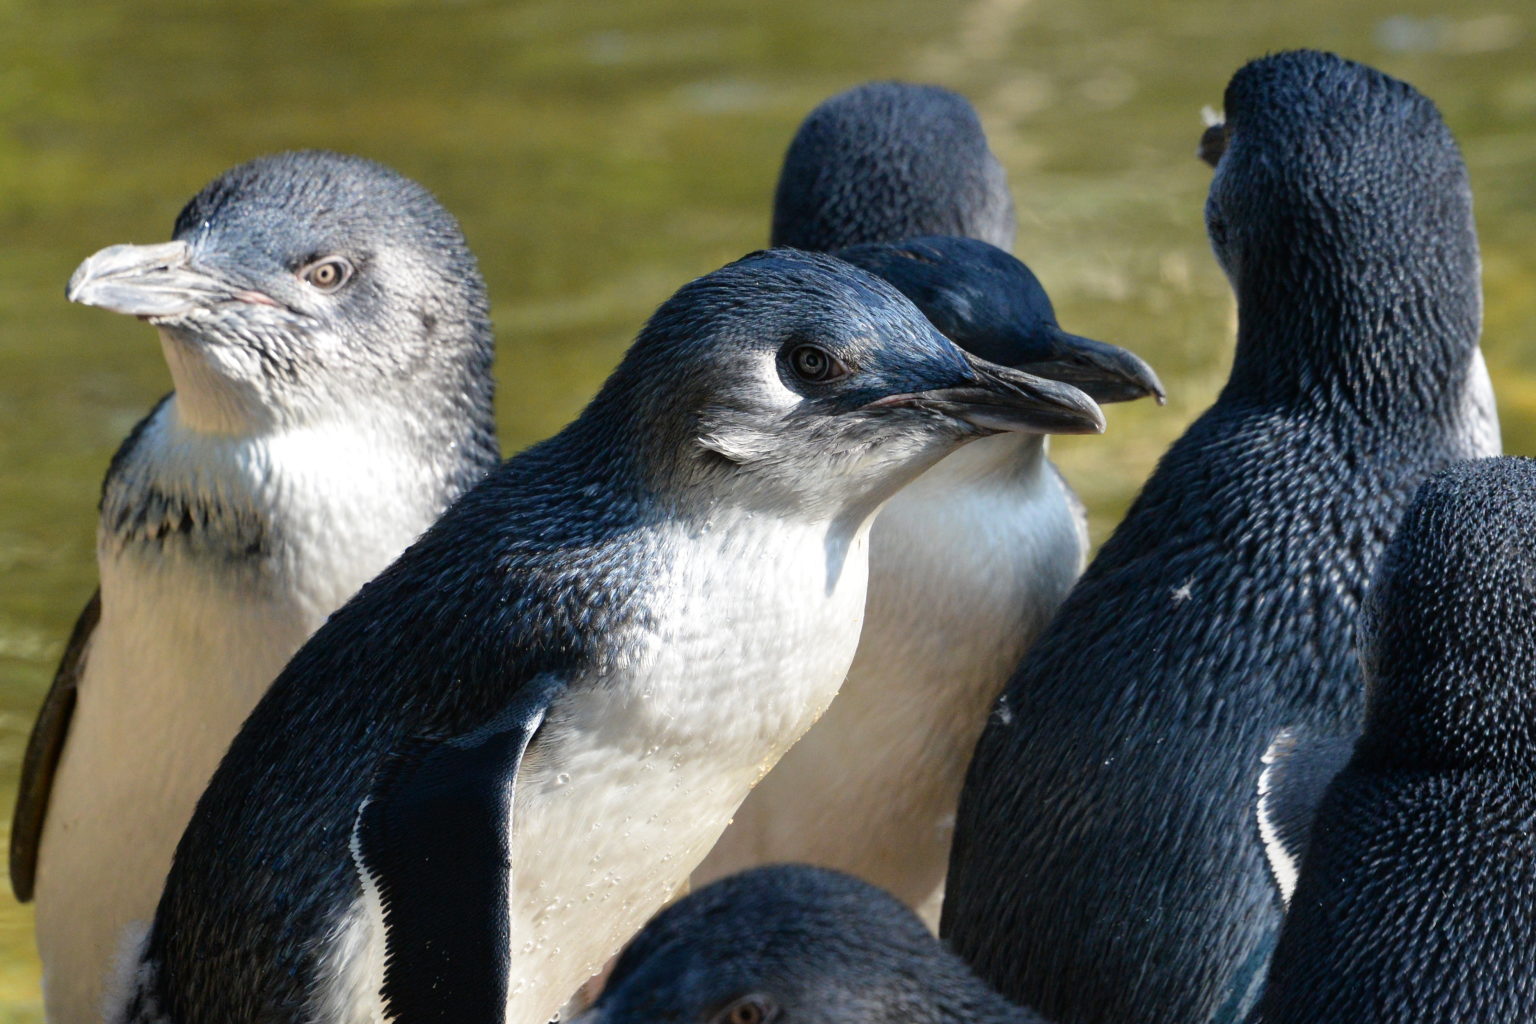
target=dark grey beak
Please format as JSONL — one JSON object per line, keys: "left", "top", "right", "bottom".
{"left": 868, "top": 353, "right": 1105, "bottom": 436}
{"left": 1015, "top": 326, "right": 1166, "bottom": 406}
{"left": 67, "top": 241, "right": 275, "bottom": 319}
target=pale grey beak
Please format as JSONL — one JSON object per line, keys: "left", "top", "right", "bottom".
{"left": 67, "top": 241, "right": 274, "bottom": 318}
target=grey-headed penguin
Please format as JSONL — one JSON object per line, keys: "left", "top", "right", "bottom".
{"left": 944, "top": 50, "right": 1501, "bottom": 1024}
{"left": 694, "top": 82, "right": 1162, "bottom": 922}
{"left": 11, "top": 150, "right": 499, "bottom": 1024}
{"left": 110, "top": 249, "right": 1105, "bottom": 1024}
{"left": 577, "top": 865, "right": 1052, "bottom": 1024}
{"left": 1252, "top": 457, "right": 1536, "bottom": 1024}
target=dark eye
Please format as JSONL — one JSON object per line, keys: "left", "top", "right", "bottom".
{"left": 787, "top": 344, "right": 848, "bottom": 384}
{"left": 711, "top": 995, "right": 778, "bottom": 1024}
{"left": 300, "top": 257, "right": 354, "bottom": 292}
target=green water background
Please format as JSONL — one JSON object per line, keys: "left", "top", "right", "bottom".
{"left": 1, "top": 0, "right": 1533, "bottom": 1017}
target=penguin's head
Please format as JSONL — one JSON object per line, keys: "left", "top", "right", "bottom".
{"left": 574, "top": 865, "right": 1015, "bottom": 1024}
{"left": 1203, "top": 50, "right": 1476, "bottom": 308}
{"left": 836, "top": 237, "right": 1164, "bottom": 405}
{"left": 1357, "top": 457, "right": 1536, "bottom": 771}
{"left": 67, "top": 150, "right": 495, "bottom": 438}
{"left": 771, "top": 81, "right": 1015, "bottom": 254}
{"left": 591, "top": 248, "right": 1103, "bottom": 518}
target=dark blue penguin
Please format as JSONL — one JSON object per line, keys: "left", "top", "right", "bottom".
{"left": 943, "top": 50, "right": 1501, "bottom": 1024}
{"left": 1254, "top": 457, "right": 1536, "bottom": 1024}
{"left": 770, "top": 82, "right": 1016, "bottom": 253}
{"left": 109, "top": 249, "right": 1104, "bottom": 1024}
{"left": 576, "top": 865, "right": 1052, "bottom": 1024}
{"left": 836, "top": 237, "right": 1161, "bottom": 405}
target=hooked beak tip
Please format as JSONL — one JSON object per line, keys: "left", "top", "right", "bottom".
{"left": 1028, "top": 327, "right": 1166, "bottom": 408}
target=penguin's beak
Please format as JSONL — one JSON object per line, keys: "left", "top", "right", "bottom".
{"left": 1013, "top": 326, "right": 1166, "bottom": 406}
{"left": 1198, "top": 120, "right": 1229, "bottom": 168}
{"left": 67, "top": 241, "right": 278, "bottom": 319}
{"left": 866, "top": 353, "right": 1106, "bottom": 436}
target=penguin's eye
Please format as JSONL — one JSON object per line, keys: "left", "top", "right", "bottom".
{"left": 711, "top": 994, "right": 778, "bottom": 1024}
{"left": 786, "top": 344, "right": 849, "bottom": 384}
{"left": 299, "top": 257, "right": 354, "bottom": 292}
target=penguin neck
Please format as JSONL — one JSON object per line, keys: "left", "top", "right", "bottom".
{"left": 1223, "top": 248, "right": 1483, "bottom": 437}
{"left": 99, "top": 392, "right": 476, "bottom": 617}
{"left": 157, "top": 325, "right": 499, "bottom": 490}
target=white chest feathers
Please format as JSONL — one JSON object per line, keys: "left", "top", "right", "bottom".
{"left": 331, "top": 509, "right": 875, "bottom": 1024}
{"left": 36, "top": 396, "right": 456, "bottom": 1024}
{"left": 694, "top": 433, "right": 1087, "bottom": 918}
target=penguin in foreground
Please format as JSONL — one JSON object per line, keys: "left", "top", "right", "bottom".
{"left": 1251, "top": 457, "right": 1536, "bottom": 1024}
{"left": 110, "top": 249, "right": 1105, "bottom": 1024}
{"left": 577, "top": 865, "right": 1052, "bottom": 1024}
{"left": 943, "top": 50, "right": 1501, "bottom": 1024}
{"left": 694, "top": 82, "right": 1162, "bottom": 921}
{"left": 11, "top": 151, "right": 499, "bottom": 1024}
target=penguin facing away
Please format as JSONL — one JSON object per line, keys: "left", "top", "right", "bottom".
{"left": 1254, "top": 457, "right": 1536, "bottom": 1024}
{"left": 11, "top": 151, "right": 499, "bottom": 1024}
{"left": 577, "top": 865, "right": 1052, "bottom": 1024}
{"left": 943, "top": 50, "right": 1501, "bottom": 1024}
{"left": 113, "top": 249, "right": 1105, "bottom": 1024}
{"left": 694, "top": 82, "right": 1161, "bottom": 920}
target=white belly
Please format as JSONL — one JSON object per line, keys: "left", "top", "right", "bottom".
{"left": 694, "top": 435, "right": 1086, "bottom": 921}
{"left": 35, "top": 552, "right": 318, "bottom": 1024}
{"left": 36, "top": 402, "right": 449, "bottom": 1024}
{"left": 328, "top": 513, "right": 873, "bottom": 1024}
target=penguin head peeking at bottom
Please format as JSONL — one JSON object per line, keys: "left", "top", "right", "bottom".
{"left": 575, "top": 865, "right": 1048, "bottom": 1024}
{"left": 602, "top": 248, "right": 1106, "bottom": 519}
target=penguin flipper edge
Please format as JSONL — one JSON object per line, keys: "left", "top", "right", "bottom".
{"left": 354, "top": 673, "right": 565, "bottom": 1024}
{"left": 10, "top": 588, "right": 100, "bottom": 902}
{"left": 1255, "top": 726, "right": 1357, "bottom": 905}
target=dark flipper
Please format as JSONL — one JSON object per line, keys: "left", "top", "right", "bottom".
{"left": 356, "top": 674, "right": 564, "bottom": 1024}
{"left": 1256, "top": 726, "right": 1358, "bottom": 905}
{"left": 10, "top": 589, "right": 101, "bottom": 901}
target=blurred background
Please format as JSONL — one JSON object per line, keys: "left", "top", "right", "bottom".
{"left": 0, "top": 0, "right": 1532, "bottom": 1017}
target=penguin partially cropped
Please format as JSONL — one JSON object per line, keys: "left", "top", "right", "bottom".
{"left": 111, "top": 249, "right": 1105, "bottom": 1024}
{"left": 694, "top": 82, "right": 1161, "bottom": 920}
{"left": 11, "top": 151, "right": 499, "bottom": 1024}
{"left": 1253, "top": 457, "right": 1536, "bottom": 1024}
{"left": 943, "top": 50, "right": 1501, "bottom": 1024}
{"left": 577, "top": 865, "right": 1052, "bottom": 1024}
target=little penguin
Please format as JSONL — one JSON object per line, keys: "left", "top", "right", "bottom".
{"left": 576, "top": 864, "right": 1053, "bottom": 1024}
{"left": 943, "top": 49, "right": 1502, "bottom": 1024}
{"left": 1253, "top": 457, "right": 1536, "bottom": 1024}
{"left": 11, "top": 150, "right": 499, "bottom": 1024}
{"left": 109, "top": 248, "right": 1106, "bottom": 1024}
{"left": 693, "top": 81, "right": 1162, "bottom": 922}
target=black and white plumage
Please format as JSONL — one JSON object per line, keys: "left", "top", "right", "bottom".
{"left": 943, "top": 50, "right": 1501, "bottom": 1024}
{"left": 111, "top": 248, "right": 1105, "bottom": 1024}
{"left": 694, "top": 83, "right": 1160, "bottom": 921}
{"left": 12, "top": 150, "right": 499, "bottom": 1024}
{"left": 576, "top": 865, "right": 1051, "bottom": 1024}
{"left": 1254, "top": 457, "right": 1536, "bottom": 1024}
